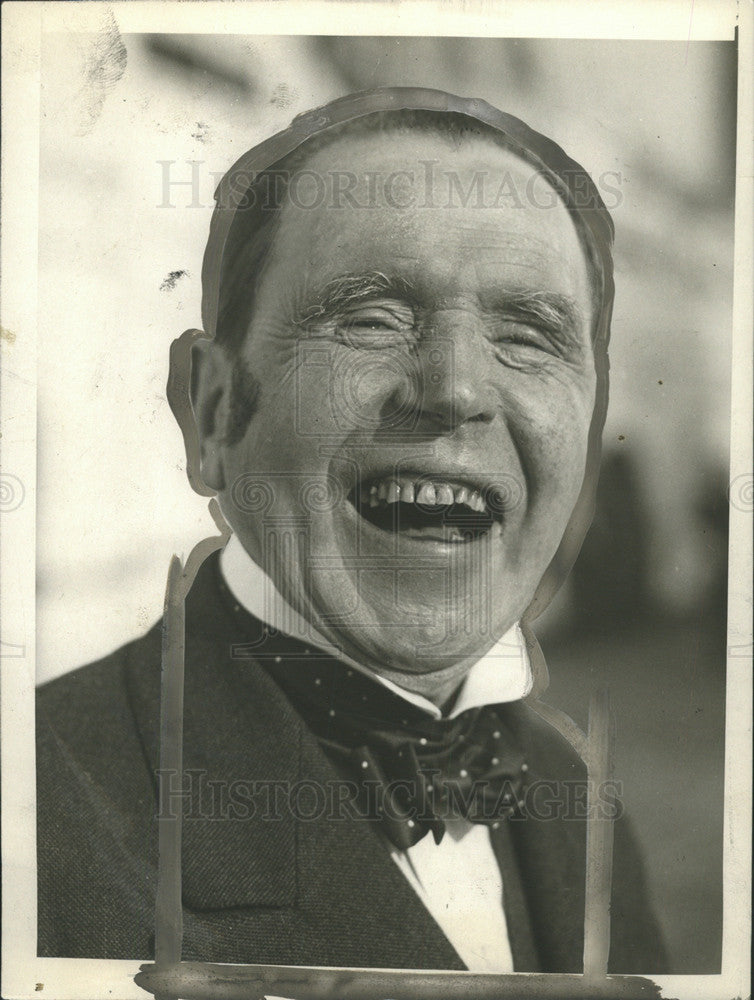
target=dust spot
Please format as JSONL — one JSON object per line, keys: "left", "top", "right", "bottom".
{"left": 35, "top": 985, "right": 43, "bottom": 992}
{"left": 1, "top": 325, "right": 16, "bottom": 344}
{"left": 161, "top": 270, "right": 189, "bottom": 292}
{"left": 618, "top": 434, "right": 626, "bottom": 441}
{"left": 270, "top": 83, "right": 296, "bottom": 109}
{"left": 658, "top": 380, "right": 663, "bottom": 385}
{"left": 192, "top": 121, "right": 209, "bottom": 143}
{"left": 74, "top": 9, "right": 128, "bottom": 136}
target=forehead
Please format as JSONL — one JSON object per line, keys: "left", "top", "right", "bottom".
{"left": 267, "top": 129, "right": 592, "bottom": 309}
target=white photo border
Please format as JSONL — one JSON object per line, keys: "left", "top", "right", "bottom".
{"left": 1, "top": 2, "right": 750, "bottom": 999}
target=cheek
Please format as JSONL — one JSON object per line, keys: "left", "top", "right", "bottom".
{"left": 242, "top": 337, "right": 334, "bottom": 443}
{"left": 295, "top": 346, "right": 411, "bottom": 433}
{"left": 515, "top": 372, "right": 595, "bottom": 498}
{"left": 537, "top": 419, "right": 589, "bottom": 485}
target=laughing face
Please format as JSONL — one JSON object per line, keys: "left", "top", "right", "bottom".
{"left": 196, "top": 128, "right": 597, "bottom": 701}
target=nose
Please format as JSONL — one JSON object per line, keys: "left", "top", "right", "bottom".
{"left": 390, "top": 314, "right": 498, "bottom": 432}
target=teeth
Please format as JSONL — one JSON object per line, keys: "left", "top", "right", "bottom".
{"left": 359, "top": 476, "right": 493, "bottom": 514}
{"left": 416, "top": 483, "right": 436, "bottom": 505}
{"left": 436, "top": 483, "right": 455, "bottom": 505}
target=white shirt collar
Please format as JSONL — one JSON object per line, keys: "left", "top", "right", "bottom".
{"left": 220, "top": 533, "right": 532, "bottom": 720}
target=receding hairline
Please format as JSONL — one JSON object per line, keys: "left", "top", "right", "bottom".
{"left": 277, "top": 123, "right": 579, "bottom": 208}
{"left": 272, "top": 107, "right": 580, "bottom": 184}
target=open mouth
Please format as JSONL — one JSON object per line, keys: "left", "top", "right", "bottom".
{"left": 349, "top": 475, "right": 503, "bottom": 543}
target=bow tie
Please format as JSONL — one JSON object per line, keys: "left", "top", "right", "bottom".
{"left": 225, "top": 601, "right": 530, "bottom": 850}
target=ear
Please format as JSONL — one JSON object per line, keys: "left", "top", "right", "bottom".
{"left": 191, "top": 338, "right": 232, "bottom": 492}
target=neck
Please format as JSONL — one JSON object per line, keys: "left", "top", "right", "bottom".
{"left": 374, "top": 656, "right": 477, "bottom": 709}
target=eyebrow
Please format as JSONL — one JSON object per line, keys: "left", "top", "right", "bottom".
{"left": 495, "top": 289, "right": 586, "bottom": 350}
{"left": 294, "top": 274, "right": 587, "bottom": 349}
{"left": 294, "top": 271, "right": 416, "bottom": 327}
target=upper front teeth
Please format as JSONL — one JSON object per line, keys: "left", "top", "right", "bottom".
{"left": 436, "top": 484, "right": 454, "bottom": 505}
{"left": 362, "top": 478, "right": 487, "bottom": 513}
{"left": 416, "top": 483, "right": 436, "bottom": 505}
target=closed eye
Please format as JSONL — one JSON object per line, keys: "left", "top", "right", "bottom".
{"left": 342, "top": 310, "right": 404, "bottom": 331}
{"left": 490, "top": 319, "right": 560, "bottom": 354}
{"left": 335, "top": 301, "right": 417, "bottom": 348}
{"left": 488, "top": 308, "right": 583, "bottom": 362}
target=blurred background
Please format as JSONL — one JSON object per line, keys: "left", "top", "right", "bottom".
{"left": 36, "top": 20, "right": 734, "bottom": 973}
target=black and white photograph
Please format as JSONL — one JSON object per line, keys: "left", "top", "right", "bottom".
{"left": 1, "top": 3, "right": 751, "bottom": 999}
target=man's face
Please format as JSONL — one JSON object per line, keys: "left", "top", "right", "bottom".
{"left": 214, "top": 130, "right": 596, "bottom": 676}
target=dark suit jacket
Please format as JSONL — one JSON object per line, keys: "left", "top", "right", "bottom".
{"left": 36, "top": 551, "right": 666, "bottom": 971}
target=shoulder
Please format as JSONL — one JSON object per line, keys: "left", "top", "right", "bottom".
{"left": 37, "top": 626, "right": 159, "bottom": 701}
{"left": 37, "top": 625, "right": 161, "bottom": 751}
{"left": 35, "top": 627, "right": 166, "bottom": 828}
{"left": 504, "top": 697, "right": 588, "bottom": 783}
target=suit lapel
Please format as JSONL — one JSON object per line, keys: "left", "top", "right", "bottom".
{"left": 291, "top": 723, "right": 466, "bottom": 970}
{"left": 500, "top": 700, "right": 587, "bottom": 973}
{"left": 127, "top": 551, "right": 465, "bottom": 968}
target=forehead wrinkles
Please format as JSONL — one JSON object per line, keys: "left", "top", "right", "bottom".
{"left": 273, "top": 207, "right": 589, "bottom": 308}
{"left": 274, "top": 181, "right": 583, "bottom": 256}
{"left": 266, "top": 132, "right": 591, "bottom": 305}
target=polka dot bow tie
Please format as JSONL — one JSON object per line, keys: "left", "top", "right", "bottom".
{"left": 258, "top": 636, "right": 530, "bottom": 851}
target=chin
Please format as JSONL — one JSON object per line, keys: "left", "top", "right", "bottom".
{"left": 316, "top": 576, "right": 522, "bottom": 675}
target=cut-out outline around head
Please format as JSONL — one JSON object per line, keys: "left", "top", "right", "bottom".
{"left": 167, "top": 86, "right": 616, "bottom": 699}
